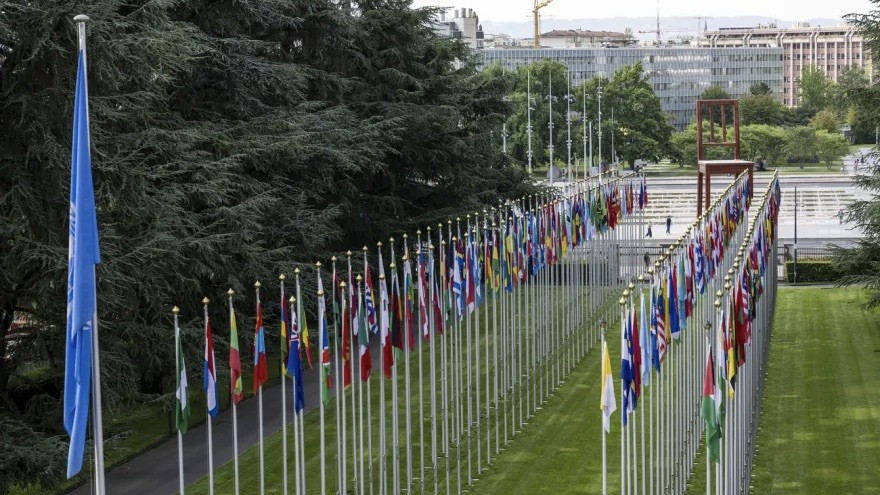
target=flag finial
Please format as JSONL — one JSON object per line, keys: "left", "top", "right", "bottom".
{"left": 279, "top": 274, "right": 285, "bottom": 281}
{"left": 289, "top": 296, "right": 295, "bottom": 303}
{"left": 294, "top": 267, "right": 301, "bottom": 274}
{"left": 73, "top": 14, "right": 90, "bottom": 23}
{"left": 254, "top": 280, "right": 261, "bottom": 288}
{"left": 227, "top": 288, "right": 235, "bottom": 296}
{"left": 172, "top": 306, "right": 180, "bottom": 314}
{"left": 202, "top": 297, "right": 209, "bottom": 304}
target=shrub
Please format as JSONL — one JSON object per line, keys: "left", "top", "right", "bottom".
{"left": 785, "top": 260, "right": 841, "bottom": 283}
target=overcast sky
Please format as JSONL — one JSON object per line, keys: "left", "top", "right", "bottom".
{"left": 410, "top": 0, "right": 875, "bottom": 23}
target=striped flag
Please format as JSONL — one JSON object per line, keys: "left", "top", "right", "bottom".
{"left": 229, "top": 308, "right": 243, "bottom": 404}
{"left": 175, "top": 331, "right": 190, "bottom": 433}
{"left": 288, "top": 301, "right": 305, "bottom": 413}
{"left": 378, "top": 249, "right": 393, "bottom": 378}
{"left": 204, "top": 318, "right": 218, "bottom": 417}
{"left": 318, "top": 272, "right": 332, "bottom": 404}
{"left": 253, "top": 303, "right": 268, "bottom": 394}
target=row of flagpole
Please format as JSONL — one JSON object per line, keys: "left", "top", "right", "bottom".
{"left": 168, "top": 170, "right": 650, "bottom": 494}
{"left": 602, "top": 170, "right": 781, "bottom": 495}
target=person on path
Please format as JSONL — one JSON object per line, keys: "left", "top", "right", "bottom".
{"left": 666, "top": 215, "right": 672, "bottom": 234}
{"left": 644, "top": 252, "right": 651, "bottom": 270}
{"left": 646, "top": 225, "right": 653, "bottom": 238}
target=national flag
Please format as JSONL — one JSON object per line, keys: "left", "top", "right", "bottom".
{"left": 280, "top": 291, "right": 289, "bottom": 377}
{"left": 358, "top": 280, "right": 372, "bottom": 382}
{"left": 341, "top": 286, "right": 352, "bottom": 389}
{"left": 176, "top": 331, "right": 190, "bottom": 434}
{"left": 404, "top": 255, "right": 416, "bottom": 350}
{"left": 204, "top": 318, "right": 219, "bottom": 418}
{"left": 695, "top": 235, "right": 705, "bottom": 295}
{"left": 639, "top": 291, "right": 651, "bottom": 386}
{"left": 630, "top": 304, "right": 642, "bottom": 399}
{"left": 253, "top": 302, "right": 268, "bottom": 394}
{"left": 287, "top": 299, "right": 305, "bottom": 413}
{"left": 669, "top": 268, "right": 681, "bottom": 339}
{"left": 418, "top": 251, "right": 430, "bottom": 339}
{"left": 700, "top": 342, "right": 722, "bottom": 463}
{"left": 677, "top": 255, "right": 687, "bottom": 331}
{"left": 601, "top": 340, "right": 616, "bottom": 433}
{"left": 364, "top": 266, "right": 379, "bottom": 335}
{"left": 378, "top": 249, "right": 394, "bottom": 379}
{"left": 621, "top": 312, "right": 635, "bottom": 425}
{"left": 300, "top": 301, "right": 313, "bottom": 368}
{"left": 318, "top": 272, "right": 332, "bottom": 404}
{"left": 654, "top": 284, "right": 667, "bottom": 366}
{"left": 229, "top": 307, "right": 244, "bottom": 404}
{"left": 452, "top": 242, "right": 465, "bottom": 316}
{"left": 64, "top": 45, "right": 101, "bottom": 479}
{"left": 390, "top": 259, "right": 404, "bottom": 351}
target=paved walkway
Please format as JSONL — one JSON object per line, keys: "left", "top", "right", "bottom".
{"left": 69, "top": 359, "right": 329, "bottom": 495}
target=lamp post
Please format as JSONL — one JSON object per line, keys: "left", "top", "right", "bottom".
{"left": 527, "top": 70, "right": 534, "bottom": 175}
{"left": 597, "top": 80, "right": 603, "bottom": 181}
{"left": 547, "top": 72, "right": 555, "bottom": 183}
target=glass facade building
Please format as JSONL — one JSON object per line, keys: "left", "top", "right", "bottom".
{"left": 480, "top": 47, "right": 784, "bottom": 129}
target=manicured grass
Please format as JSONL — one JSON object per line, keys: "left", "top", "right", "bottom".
{"left": 750, "top": 286, "right": 880, "bottom": 494}
{"left": 185, "top": 283, "right": 620, "bottom": 495}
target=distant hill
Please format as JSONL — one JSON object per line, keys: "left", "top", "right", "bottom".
{"left": 480, "top": 16, "right": 846, "bottom": 42}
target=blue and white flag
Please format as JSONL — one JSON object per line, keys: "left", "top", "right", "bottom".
{"left": 64, "top": 47, "right": 101, "bottom": 479}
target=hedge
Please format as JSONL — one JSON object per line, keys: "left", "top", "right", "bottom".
{"left": 785, "top": 260, "right": 841, "bottom": 283}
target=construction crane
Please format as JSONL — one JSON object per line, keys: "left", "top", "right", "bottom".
{"left": 533, "top": 0, "right": 554, "bottom": 48}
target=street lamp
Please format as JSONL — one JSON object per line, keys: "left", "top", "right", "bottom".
{"left": 546, "top": 72, "right": 558, "bottom": 183}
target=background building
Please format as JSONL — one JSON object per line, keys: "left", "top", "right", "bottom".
{"left": 432, "top": 7, "right": 484, "bottom": 51}
{"left": 480, "top": 47, "right": 784, "bottom": 129}
{"left": 703, "top": 23, "right": 869, "bottom": 106}
{"left": 540, "top": 29, "right": 637, "bottom": 48}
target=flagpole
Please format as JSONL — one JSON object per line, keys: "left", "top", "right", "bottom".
{"left": 203, "top": 298, "right": 215, "bottom": 495}
{"left": 346, "top": 252, "right": 360, "bottom": 495}
{"left": 401, "top": 238, "right": 413, "bottom": 494}
{"left": 428, "top": 230, "right": 439, "bottom": 494}
{"left": 415, "top": 231, "right": 426, "bottom": 494}
{"left": 294, "top": 269, "right": 308, "bottom": 495}
{"left": 389, "top": 239, "right": 401, "bottom": 495}
{"left": 329, "top": 258, "right": 343, "bottom": 495}
{"left": 227, "top": 289, "right": 240, "bottom": 495}
{"left": 279, "top": 276, "right": 289, "bottom": 495}
{"left": 316, "top": 262, "right": 328, "bottom": 495}
{"left": 362, "top": 247, "right": 375, "bottom": 495}
{"left": 173, "top": 307, "right": 184, "bottom": 495}
{"left": 71, "top": 15, "right": 107, "bottom": 493}
{"left": 253, "top": 282, "right": 266, "bottom": 495}
{"left": 289, "top": 295, "right": 302, "bottom": 495}
{"left": 356, "top": 275, "right": 366, "bottom": 495}
{"left": 377, "top": 243, "right": 388, "bottom": 495}
{"left": 600, "top": 317, "right": 608, "bottom": 495}
{"left": 464, "top": 226, "right": 474, "bottom": 485}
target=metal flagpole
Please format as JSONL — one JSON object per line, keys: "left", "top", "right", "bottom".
{"left": 293, "top": 269, "right": 307, "bottom": 495}
{"left": 567, "top": 71, "right": 572, "bottom": 183}
{"left": 317, "top": 263, "right": 328, "bottom": 495}
{"left": 330, "top": 258, "right": 344, "bottom": 494}
{"left": 401, "top": 239, "right": 413, "bottom": 495}
{"left": 482, "top": 213, "right": 491, "bottom": 467}
{"left": 492, "top": 221, "right": 500, "bottom": 456}
{"left": 428, "top": 231, "right": 439, "bottom": 494}
{"left": 203, "top": 299, "right": 215, "bottom": 495}
{"left": 600, "top": 318, "right": 608, "bottom": 495}
{"left": 72, "top": 15, "right": 107, "bottom": 494}
{"left": 465, "top": 226, "right": 474, "bottom": 485}
{"left": 438, "top": 228, "right": 451, "bottom": 495}
{"left": 415, "top": 231, "right": 426, "bottom": 494}
{"left": 389, "top": 239, "right": 401, "bottom": 495}
{"left": 289, "top": 296, "right": 302, "bottom": 495}
{"left": 279, "top": 276, "right": 288, "bottom": 495}
{"left": 377, "top": 243, "right": 388, "bottom": 495}
{"left": 254, "top": 282, "right": 265, "bottom": 495}
{"left": 356, "top": 276, "right": 366, "bottom": 495}
{"left": 584, "top": 92, "right": 588, "bottom": 181}
{"left": 227, "top": 290, "right": 240, "bottom": 495}
{"left": 347, "top": 252, "right": 360, "bottom": 495}
{"left": 362, "top": 248, "right": 375, "bottom": 495}
{"left": 527, "top": 70, "right": 533, "bottom": 176}
{"left": 173, "top": 307, "right": 184, "bottom": 495}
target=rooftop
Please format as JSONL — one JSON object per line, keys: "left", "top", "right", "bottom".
{"left": 541, "top": 29, "right": 633, "bottom": 40}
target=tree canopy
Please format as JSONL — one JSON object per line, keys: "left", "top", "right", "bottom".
{"left": 0, "top": 1, "right": 532, "bottom": 489}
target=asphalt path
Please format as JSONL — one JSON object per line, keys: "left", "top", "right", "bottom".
{"left": 69, "top": 347, "right": 357, "bottom": 495}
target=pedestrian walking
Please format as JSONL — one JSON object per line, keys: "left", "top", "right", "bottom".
{"left": 646, "top": 225, "right": 652, "bottom": 238}
{"left": 644, "top": 252, "right": 650, "bottom": 270}
{"left": 665, "top": 215, "right": 672, "bottom": 234}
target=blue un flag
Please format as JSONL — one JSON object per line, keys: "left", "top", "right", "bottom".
{"left": 64, "top": 47, "right": 100, "bottom": 479}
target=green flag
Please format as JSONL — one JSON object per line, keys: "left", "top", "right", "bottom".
{"left": 175, "top": 333, "right": 190, "bottom": 434}
{"left": 700, "top": 344, "right": 721, "bottom": 462}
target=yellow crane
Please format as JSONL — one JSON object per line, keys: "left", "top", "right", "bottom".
{"left": 533, "top": 0, "right": 555, "bottom": 48}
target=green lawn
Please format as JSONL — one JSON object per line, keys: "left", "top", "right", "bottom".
{"left": 185, "top": 283, "right": 621, "bottom": 495}
{"left": 750, "top": 286, "right": 880, "bottom": 494}
{"left": 473, "top": 286, "right": 880, "bottom": 495}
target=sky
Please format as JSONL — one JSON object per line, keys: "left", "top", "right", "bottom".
{"left": 410, "top": 0, "right": 875, "bottom": 23}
